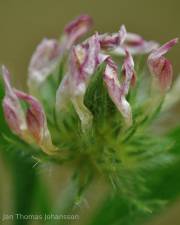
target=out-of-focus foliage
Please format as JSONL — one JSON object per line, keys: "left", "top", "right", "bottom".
{"left": 89, "top": 126, "right": 180, "bottom": 225}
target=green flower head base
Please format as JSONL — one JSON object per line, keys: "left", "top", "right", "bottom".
{"left": 1, "top": 15, "right": 179, "bottom": 194}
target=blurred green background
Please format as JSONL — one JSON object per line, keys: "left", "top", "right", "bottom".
{"left": 0, "top": 0, "right": 179, "bottom": 225}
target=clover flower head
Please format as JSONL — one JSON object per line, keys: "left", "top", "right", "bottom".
{"left": 0, "top": 15, "right": 179, "bottom": 200}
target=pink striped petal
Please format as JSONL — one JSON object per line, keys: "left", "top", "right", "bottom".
{"left": 28, "top": 15, "right": 93, "bottom": 92}
{"left": 113, "top": 32, "right": 159, "bottom": 55}
{"left": 56, "top": 34, "right": 101, "bottom": 131}
{"left": 64, "top": 14, "right": 93, "bottom": 50}
{"left": 28, "top": 38, "right": 61, "bottom": 91}
{"left": 149, "top": 38, "right": 178, "bottom": 59}
{"left": 121, "top": 50, "right": 136, "bottom": 95}
{"left": 70, "top": 34, "right": 100, "bottom": 131}
{"left": 65, "top": 33, "right": 100, "bottom": 96}
{"left": 1, "top": 66, "right": 28, "bottom": 136}
{"left": 81, "top": 33, "right": 100, "bottom": 76}
{"left": 103, "top": 58, "right": 132, "bottom": 126}
{"left": 99, "top": 25, "right": 127, "bottom": 50}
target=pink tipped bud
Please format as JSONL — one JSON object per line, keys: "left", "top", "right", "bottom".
{"left": 64, "top": 14, "right": 93, "bottom": 50}
{"left": 15, "top": 90, "right": 57, "bottom": 154}
{"left": 14, "top": 90, "right": 44, "bottom": 144}
{"left": 148, "top": 38, "right": 178, "bottom": 91}
{"left": 82, "top": 33, "right": 100, "bottom": 75}
{"left": 103, "top": 58, "right": 132, "bottom": 126}
{"left": 1, "top": 66, "right": 56, "bottom": 154}
{"left": 28, "top": 38, "right": 61, "bottom": 91}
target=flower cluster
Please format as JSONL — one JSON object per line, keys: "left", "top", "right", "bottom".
{"left": 0, "top": 14, "right": 178, "bottom": 160}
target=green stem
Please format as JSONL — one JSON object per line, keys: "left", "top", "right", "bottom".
{"left": 45, "top": 174, "right": 80, "bottom": 225}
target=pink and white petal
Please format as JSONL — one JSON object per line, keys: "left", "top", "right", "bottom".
{"left": 103, "top": 59, "right": 132, "bottom": 126}
{"left": 28, "top": 38, "right": 61, "bottom": 91}
{"left": 68, "top": 34, "right": 100, "bottom": 93}
{"left": 149, "top": 38, "right": 178, "bottom": 60}
{"left": 112, "top": 40, "right": 159, "bottom": 55}
{"left": 56, "top": 72, "right": 93, "bottom": 132}
{"left": 125, "top": 32, "right": 144, "bottom": 46}
{"left": 118, "top": 96, "right": 132, "bottom": 126}
{"left": 1, "top": 66, "right": 28, "bottom": 136}
{"left": 99, "top": 25, "right": 127, "bottom": 50}
{"left": 56, "top": 74, "right": 71, "bottom": 111}
{"left": 71, "top": 95, "right": 93, "bottom": 132}
{"left": 83, "top": 33, "right": 100, "bottom": 75}
{"left": 55, "top": 45, "right": 87, "bottom": 116}
{"left": 55, "top": 45, "right": 87, "bottom": 111}
{"left": 119, "top": 25, "right": 127, "bottom": 45}
{"left": 3, "top": 99, "right": 24, "bottom": 135}
{"left": 68, "top": 46, "right": 87, "bottom": 93}
{"left": 121, "top": 50, "right": 136, "bottom": 95}
{"left": 56, "top": 34, "right": 111, "bottom": 131}
{"left": 63, "top": 14, "right": 93, "bottom": 50}
{"left": 61, "top": 34, "right": 100, "bottom": 131}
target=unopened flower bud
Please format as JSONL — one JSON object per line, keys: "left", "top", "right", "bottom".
{"left": 148, "top": 38, "right": 178, "bottom": 91}
{"left": 15, "top": 90, "right": 57, "bottom": 155}
{"left": 2, "top": 66, "right": 57, "bottom": 155}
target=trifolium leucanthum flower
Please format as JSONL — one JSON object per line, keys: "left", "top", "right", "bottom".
{"left": 0, "top": 15, "right": 178, "bottom": 201}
